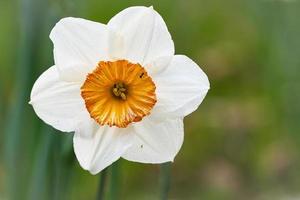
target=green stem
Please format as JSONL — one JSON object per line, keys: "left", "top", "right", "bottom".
{"left": 109, "top": 161, "right": 120, "bottom": 200}
{"left": 97, "top": 168, "right": 109, "bottom": 200}
{"left": 159, "top": 162, "right": 172, "bottom": 200}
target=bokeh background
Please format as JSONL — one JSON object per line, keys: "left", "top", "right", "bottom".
{"left": 1, "top": 0, "right": 300, "bottom": 199}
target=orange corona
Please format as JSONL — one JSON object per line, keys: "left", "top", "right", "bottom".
{"left": 81, "top": 60, "right": 157, "bottom": 128}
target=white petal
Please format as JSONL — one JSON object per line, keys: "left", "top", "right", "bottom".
{"left": 50, "top": 17, "right": 109, "bottom": 82}
{"left": 107, "top": 6, "right": 174, "bottom": 68}
{"left": 151, "top": 55, "right": 210, "bottom": 120}
{"left": 107, "top": 28, "right": 126, "bottom": 61}
{"left": 144, "top": 55, "right": 173, "bottom": 76}
{"left": 122, "top": 117, "right": 184, "bottom": 163}
{"left": 30, "top": 65, "right": 89, "bottom": 132}
{"left": 73, "top": 125, "right": 133, "bottom": 174}
{"left": 75, "top": 118, "right": 98, "bottom": 138}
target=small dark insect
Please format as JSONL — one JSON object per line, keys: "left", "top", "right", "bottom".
{"left": 139, "top": 73, "right": 144, "bottom": 78}
{"left": 140, "top": 144, "right": 143, "bottom": 148}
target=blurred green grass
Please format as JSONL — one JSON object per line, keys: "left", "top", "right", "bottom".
{"left": 1, "top": 0, "right": 300, "bottom": 199}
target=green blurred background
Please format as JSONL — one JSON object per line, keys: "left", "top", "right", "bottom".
{"left": 1, "top": 0, "right": 300, "bottom": 199}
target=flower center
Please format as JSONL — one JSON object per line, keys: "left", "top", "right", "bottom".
{"left": 81, "top": 60, "right": 157, "bottom": 128}
{"left": 112, "top": 82, "right": 127, "bottom": 100}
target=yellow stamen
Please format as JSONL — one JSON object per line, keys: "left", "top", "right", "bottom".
{"left": 112, "top": 82, "right": 127, "bottom": 100}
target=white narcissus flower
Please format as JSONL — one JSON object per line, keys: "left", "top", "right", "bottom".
{"left": 30, "top": 6, "right": 210, "bottom": 174}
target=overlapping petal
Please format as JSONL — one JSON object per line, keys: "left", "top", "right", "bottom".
{"left": 151, "top": 55, "right": 210, "bottom": 120}
{"left": 107, "top": 6, "right": 174, "bottom": 72}
{"left": 30, "top": 66, "right": 89, "bottom": 132}
{"left": 50, "top": 17, "right": 109, "bottom": 82}
{"left": 122, "top": 117, "right": 184, "bottom": 163}
{"left": 73, "top": 124, "right": 133, "bottom": 174}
